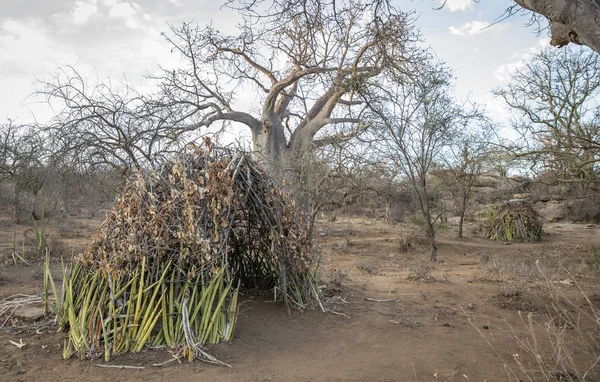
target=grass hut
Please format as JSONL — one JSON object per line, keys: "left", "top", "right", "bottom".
{"left": 484, "top": 203, "right": 543, "bottom": 242}
{"left": 45, "top": 144, "right": 320, "bottom": 363}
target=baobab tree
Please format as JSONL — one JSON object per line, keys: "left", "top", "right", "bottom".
{"left": 41, "top": 1, "right": 423, "bottom": 182}
{"left": 154, "top": 0, "right": 423, "bottom": 178}
{"left": 511, "top": 0, "right": 600, "bottom": 54}
{"left": 437, "top": 0, "right": 600, "bottom": 54}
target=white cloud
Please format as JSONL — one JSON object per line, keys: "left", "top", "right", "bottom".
{"left": 142, "top": 28, "right": 179, "bottom": 70}
{"left": 438, "top": 0, "right": 475, "bottom": 12}
{"left": 109, "top": 2, "right": 142, "bottom": 29}
{"left": 0, "top": 19, "right": 85, "bottom": 121}
{"left": 125, "top": 18, "right": 140, "bottom": 29}
{"left": 449, "top": 21, "right": 508, "bottom": 36}
{"left": 73, "top": 1, "right": 98, "bottom": 25}
{"left": 0, "top": 20, "right": 79, "bottom": 71}
{"left": 494, "top": 37, "right": 550, "bottom": 83}
{"left": 102, "top": 0, "right": 118, "bottom": 7}
{"left": 109, "top": 2, "right": 138, "bottom": 19}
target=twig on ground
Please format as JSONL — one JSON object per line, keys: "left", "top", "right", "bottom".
{"left": 94, "top": 365, "right": 145, "bottom": 370}
{"left": 325, "top": 309, "right": 350, "bottom": 318}
{"left": 365, "top": 298, "right": 400, "bottom": 302}
{"left": 152, "top": 358, "right": 180, "bottom": 367}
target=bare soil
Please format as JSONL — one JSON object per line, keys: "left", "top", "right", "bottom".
{"left": 1, "top": 215, "right": 599, "bottom": 381}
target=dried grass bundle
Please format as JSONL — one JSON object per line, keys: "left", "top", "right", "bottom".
{"left": 46, "top": 143, "right": 320, "bottom": 362}
{"left": 484, "top": 203, "right": 543, "bottom": 242}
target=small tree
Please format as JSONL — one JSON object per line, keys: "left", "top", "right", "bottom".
{"left": 371, "top": 61, "right": 477, "bottom": 261}
{"left": 437, "top": 126, "right": 492, "bottom": 238}
{"left": 0, "top": 121, "right": 47, "bottom": 222}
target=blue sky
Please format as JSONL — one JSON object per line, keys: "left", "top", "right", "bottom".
{"left": 0, "top": 0, "right": 552, "bottom": 130}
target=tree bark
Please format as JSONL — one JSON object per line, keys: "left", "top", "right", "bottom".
{"left": 458, "top": 211, "right": 465, "bottom": 239}
{"left": 418, "top": 185, "right": 439, "bottom": 262}
{"left": 424, "top": 214, "right": 439, "bottom": 262}
{"left": 251, "top": 109, "right": 315, "bottom": 185}
{"left": 252, "top": 119, "right": 286, "bottom": 177}
{"left": 13, "top": 182, "right": 21, "bottom": 224}
{"left": 515, "top": 0, "right": 600, "bottom": 54}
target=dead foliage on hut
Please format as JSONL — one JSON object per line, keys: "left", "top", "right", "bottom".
{"left": 44, "top": 144, "right": 320, "bottom": 363}
{"left": 484, "top": 203, "right": 543, "bottom": 242}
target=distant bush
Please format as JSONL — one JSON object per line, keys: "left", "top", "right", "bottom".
{"left": 567, "top": 194, "right": 600, "bottom": 223}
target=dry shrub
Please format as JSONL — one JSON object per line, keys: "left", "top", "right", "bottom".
{"left": 397, "top": 235, "right": 412, "bottom": 253}
{"left": 50, "top": 145, "right": 320, "bottom": 362}
{"left": 47, "top": 237, "right": 69, "bottom": 256}
{"left": 492, "top": 284, "right": 539, "bottom": 312}
{"left": 397, "top": 229, "right": 427, "bottom": 253}
{"left": 469, "top": 264, "right": 600, "bottom": 381}
{"left": 478, "top": 256, "right": 547, "bottom": 283}
{"left": 387, "top": 188, "right": 419, "bottom": 223}
{"left": 326, "top": 267, "right": 348, "bottom": 286}
{"left": 508, "top": 281, "right": 599, "bottom": 381}
{"left": 356, "top": 261, "right": 375, "bottom": 273}
{"left": 406, "top": 262, "right": 433, "bottom": 281}
{"left": 567, "top": 194, "right": 600, "bottom": 223}
{"left": 485, "top": 203, "right": 543, "bottom": 242}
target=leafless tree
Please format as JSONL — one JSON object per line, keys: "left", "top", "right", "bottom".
{"left": 436, "top": 125, "right": 493, "bottom": 238}
{"left": 371, "top": 61, "right": 478, "bottom": 261}
{"left": 245, "top": 1, "right": 600, "bottom": 55}
{"left": 38, "top": 67, "right": 184, "bottom": 177}
{"left": 289, "top": 142, "right": 371, "bottom": 234}
{"left": 485, "top": 141, "right": 523, "bottom": 178}
{"left": 0, "top": 121, "right": 47, "bottom": 221}
{"left": 155, "top": 0, "right": 423, "bottom": 179}
{"left": 495, "top": 47, "right": 600, "bottom": 185}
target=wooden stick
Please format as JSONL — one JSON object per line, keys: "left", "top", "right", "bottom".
{"left": 95, "top": 365, "right": 145, "bottom": 370}
{"left": 152, "top": 358, "right": 179, "bottom": 367}
{"left": 325, "top": 309, "right": 350, "bottom": 318}
{"left": 365, "top": 298, "right": 400, "bottom": 303}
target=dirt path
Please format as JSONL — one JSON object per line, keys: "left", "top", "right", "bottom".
{"left": 1, "top": 218, "right": 599, "bottom": 381}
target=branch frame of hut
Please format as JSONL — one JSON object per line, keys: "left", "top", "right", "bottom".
{"left": 484, "top": 202, "right": 543, "bottom": 243}
{"left": 44, "top": 142, "right": 321, "bottom": 362}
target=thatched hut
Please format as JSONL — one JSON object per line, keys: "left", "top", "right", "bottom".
{"left": 484, "top": 203, "right": 543, "bottom": 242}
{"left": 52, "top": 144, "right": 320, "bottom": 363}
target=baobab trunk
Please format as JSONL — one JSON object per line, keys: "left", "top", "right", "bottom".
{"left": 251, "top": 117, "right": 287, "bottom": 180}
{"left": 251, "top": 112, "right": 313, "bottom": 186}
{"left": 515, "top": 0, "right": 600, "bottom": 54}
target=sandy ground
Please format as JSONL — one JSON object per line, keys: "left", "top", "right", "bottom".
{"left": 1, "top": 215, "right": 599, "bottom": 381}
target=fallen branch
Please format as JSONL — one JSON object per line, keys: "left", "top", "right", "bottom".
{"left": 152, "top": 358, "right": 180, "bottom": 367}
{"left": 325, "top": 309, "right": 350, "bottom": 318}
{"left": 365, "top": 298, "right": 400, "bottom": 303}
{"left": 94, "top": 365, "right": 145, "bottom": 370}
